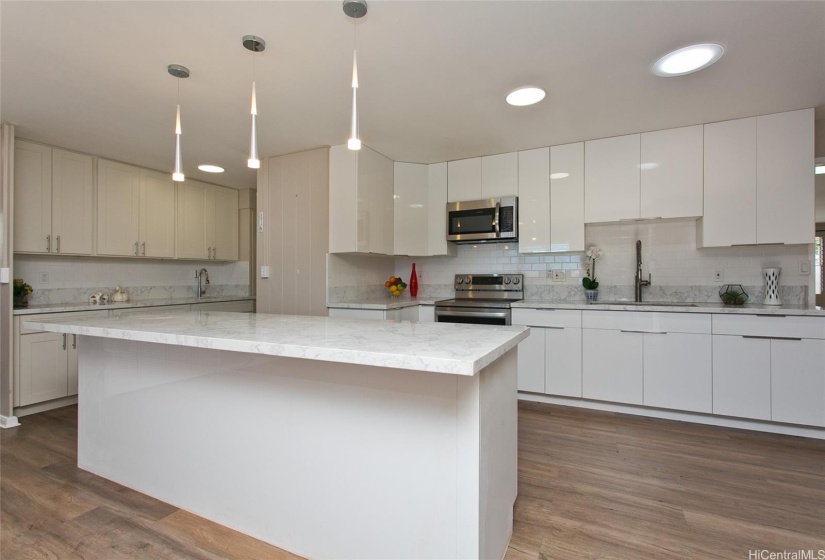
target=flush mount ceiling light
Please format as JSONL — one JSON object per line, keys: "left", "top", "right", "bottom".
{"left": 344, "top": 0, "right": 367, "bottom": 150}
{"left": 198, "top": 165, "right": 225, "bottom": 173}
{"left": 168, "top": 64, "right": 190, "bottom": 182}
{"left": 243, "top": 35, "right": 266, "bottom": 169}
{"left": 549, "top": 172, "right": 569, "bottom": 180}
{"left": 652, "top": 43, "right": 724, "bottom": 77}
{"left": 506, "top": 87, "right": 546, "bottom": 107}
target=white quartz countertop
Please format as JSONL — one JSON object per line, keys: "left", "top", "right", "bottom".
{"left": 327, "top": 297, "right": 447, "bottom": 310}
{"left": 24, "top": 311, "right": 529, "bottom": 376}
{"left": 513, "top": 300, "right": 825, "bottom": 316}
{"left": 13, "top": 295, "right": 255, "bottom": 315}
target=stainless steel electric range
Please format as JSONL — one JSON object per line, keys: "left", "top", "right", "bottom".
{"left": 435, "top": 274, "right": 524, "bottom": 326}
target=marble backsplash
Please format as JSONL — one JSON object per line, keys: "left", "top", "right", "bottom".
{"left": 24, "top": 284, "right": 251, "bottom": 305}
{"left": 522, "top": 284, "right": 807, "bottom": 305}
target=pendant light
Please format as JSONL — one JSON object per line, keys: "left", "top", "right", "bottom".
{"left": 243, "top": 35, "right": 266, "bottom": 169}
{"left": 343, "top": 0, "right": 367, "bottom": 151}
{"left": 168, "top": 64, "right": 190, "bottom": 182}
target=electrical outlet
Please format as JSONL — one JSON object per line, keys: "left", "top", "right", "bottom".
{"left": 40, "top": 272, "right": 49, "bottom": 284}
{"left": 800, "top": 261, "right": 811, "bottom": 276}
{"left": 714, "top": 269, "right": 724, "bottom": 283}
{"left": 552, "top": 270, "right": 565, "bottom": 282}
{"left": 260, "top": 266, "right": 270, "bottom": 279}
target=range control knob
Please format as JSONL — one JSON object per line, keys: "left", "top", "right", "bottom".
{"left": 513, "top": 277, "right": 520, "bottom": 285}
{"left": 456, "top": 277, "right": 464, "bottom": 285}
{"left": 464, "top": 276, "right": 472, "bottom": 285}
{"left": 504, "top": 277, "right": 511, "bottom": 284}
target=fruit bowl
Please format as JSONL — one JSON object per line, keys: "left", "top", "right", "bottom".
{"left": 385, "top": 276, "right": 407, "bottom": 298}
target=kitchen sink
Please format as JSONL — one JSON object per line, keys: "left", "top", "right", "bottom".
{"left": 596, "top": 301, "right": 699, "bottom": 307}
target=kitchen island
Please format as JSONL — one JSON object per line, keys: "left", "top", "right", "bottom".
{"left": 24, "top": 311, "right": 529, "bottom": 560}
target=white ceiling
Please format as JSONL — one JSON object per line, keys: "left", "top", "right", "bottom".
{"left": 2, "top": 1, "right": 824, "bottom": 190}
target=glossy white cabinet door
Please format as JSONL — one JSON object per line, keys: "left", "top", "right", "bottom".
{"left": 394, "top": 162, "right": 429, "bottom": 256}
{"left": 419, "top": 305, "right": 435, "bottom": 323}
{"left": 328, "top": 145, "right": 358, "bottom": 253}
{"left": 582, "top": 329, "right": 643, "bottom": 405}
{"left": 176, "top": 179, "right": 211, "bottom": 259}
{"left": 643, "top": 332, "right": 712, "bottom": 413}
{"left": 584, "top": 134, "right": 640, "bottom": 223}
{"left": 550, "top": 142, "right": 585, "bottom": 252}
{"left": 447, "top": 158, "right": 482, "bottom": 202}
{"left": 212, "top": 185, "right": 239, "bottom": 261}
{"left": 640, "top": 125, "right": 703, "bottom": 220}
{"left": 139, "top": 169, "right": 176, "bottom": 258}
{"left": 328, "top": 308, "right": 384, "bottom": 320}
{"left": 17, "top": 332, "right": 68, "bottom": 406}
{"left": 481, "top": 152, "right": 518, "bottom": 199}
{"left": 397, "top": 305, "right": 420, "bottom": 322}
{"left": 13, "top": 140, "right": 52, "bottom": 253}
{"left": 517, "top": 148, "right": 550, "bottom": 253}
{"left": 361, "top": 146, "right": 394, "bottom": 256}
{"left": 756, "top": 109, "right": 815, "bottom": 245}
{"left": 427, "top": 163, "right": 453, "bottom": 256}
{"left": 51, "top": 148, "right": 94, "bottom": 255}
{"left": 545, "top": 326, "right": 582, "bottom": 398}
{"left": 700, "top": 117, "right": 757, "bottom": 247}
{"left": 712, "top": 335, "right": 771, "bottom": 420}
{"left": 771, "top": 338, "right": 825, "bottom": 427}
{"left": 97, "top": 159, "right": 141, "bottom": 257}
{"left": 517, "top": 327, "right": 545, "bottom": 393}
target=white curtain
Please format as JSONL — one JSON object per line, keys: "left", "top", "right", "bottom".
{"left": 0, "top": 123, "right": 16, "bottom": 423}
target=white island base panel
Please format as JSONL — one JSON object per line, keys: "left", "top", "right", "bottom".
{"left": 78, "top": 336, "right": 517, "bottom": 560}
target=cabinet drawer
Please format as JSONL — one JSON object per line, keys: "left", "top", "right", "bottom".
{"left": 512, "top": 308, "right": 581, "bottom": 328}
{"left": 20, "top": 310, "right": 108, "bottom": 334}
{"left": 582, "top": 311, "right": 711, "bottom": 334}
{"left": 713, "top": 314, "right": 825, "bottom": 339}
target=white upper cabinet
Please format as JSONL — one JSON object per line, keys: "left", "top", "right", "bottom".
{"left": 481, "top": 152, "right": 518, "bottom": 199}
{"left": 14, "top": 140, "right": 93, "bottom": 255}
{"left": 212, "top": 184, "right": 239, "bottom": 261}
{"left": 447, "top": 157, "right": 481, "bottom": 202}
{"left": 177, "top": 180, "right": 238, "bottom": 260}
{"left": 640, "top": 125, "right": 703, "bottom": 219}
{"left": 329, "top": 144, "right": 394, "bottom": 255}
{"left": 517, "top": 148, "right": 550, "bottom": 253}
{"left": 550, "top": 142, "right": 585, "bottom": 252}
{"left": 584, "top": 134, "right": 641, "bottom": 223}
{"left": 394, "top": 162, "right": 429, "bottom": 256}
{"left": 139, "top": 169, "right": 176, "bottom": 258}
{"left": 700, "top": 109, "right": 813, "bottom": 247}
{"left": 756, "top": 108, "right": 814, "bottom": 245}
{"left": 97, "top": 159, "right": 141, "bottom": 257}
{"left": 427, "top": 162, "right": 454, "bottom": 256}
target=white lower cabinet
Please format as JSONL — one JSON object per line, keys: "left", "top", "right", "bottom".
{"left": 512, "top": 309, "right": 582, "bottom": 396}
{"left": 643, "top": 332, "right": 712, "bottom": 413}
{"left": 545, "top": 326, "right": 582, "bottom": 397}
{"left": 583, "top": 329, "right": 643, "bottom": 405}
{"left": 516, "top": 327, "right": 545, "bottom": 393}
{"left": 328, "top": 306, "right": 419, "bottom": 321}
{"left": 419, "top": 305, "right": 435, "bottom": 323}
{"left": 712, "top": 335, "right": 772, "bottom": 420}
{"left": 770, "top": 338, "right": 825, "bottom": 427}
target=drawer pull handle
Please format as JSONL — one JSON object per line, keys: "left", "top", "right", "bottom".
{"left": 771, "top": 336, "right": 803, "bottom": 342}
{"left": 545, "top": 326, "right": 564, "bottom": 330}
{"left": 756, "top": 314, "right": 787, "bottom": 318}
{"left": 742, "top": 335, "right": 772, "bottom": 340}
{"left": 620, "top": 330, "right": 667, "bottom": 335}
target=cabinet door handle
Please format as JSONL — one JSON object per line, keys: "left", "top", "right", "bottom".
{"left": 742, "top": 335, "right": 772, "bottom": 340}
{"left": 56, "top": 235, "right": 61, "bottom": 253}
{"left": 62, "top": 334, "right": 67, "bottom": 350}
{"left": 756, "top": 314, "right": 786, "bottom": 318}
{"left": 621, "top": 330, "right": 667, "bottom": 335}
{"left": 770, "top": 336, "right": 803, "bottom": 342}
{"left": 141, "top": 242, "right": 146, "bottom": 256}
{"left": 207, "top": 247, "right": 211, "bottom": 259}
{"left": 134, "top": 241, "right": 139, "bottom": 256}
{"left": 212, "top": 247, "right": 216, "bottom": 260}
{"left": 46, "top": 234, "right": 51, "bottom": 252}
{"left": 544, "top": 326, "right": 564, "bottom": 330}
{"left": 72, "top": 334, "right": 77, "bottom": 349}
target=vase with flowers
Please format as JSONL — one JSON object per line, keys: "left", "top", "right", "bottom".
{"left": 13, "top": 278, "right": 33, "bottom": 308}
{"left": 582, "top": 246, "right": 603, "bottom": 302}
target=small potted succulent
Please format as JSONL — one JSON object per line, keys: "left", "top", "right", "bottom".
{"left": 582, "top": 246, "right": 603, "bottom": 302}
{"left": 13, "top": 278, "right": 33, "bottom": 308}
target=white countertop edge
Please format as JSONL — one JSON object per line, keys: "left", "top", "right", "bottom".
{"left": 24, "top": 314, "right": 529, "bottom": 376}
{"left": 14, "top": 295, "right": 256, "bottom": 315}
{"left": 513, "top": 301, "right": 825, "bottom": 316}
{"left": 327, "top": 298, "right": 446, "bottom": 310}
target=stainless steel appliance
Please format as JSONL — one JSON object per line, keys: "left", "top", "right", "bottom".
{"left": 446, "top": 197, "right": 518, "bottom": 243}
{"left": 435, "top": 274, "right": 523, "bottom": 326}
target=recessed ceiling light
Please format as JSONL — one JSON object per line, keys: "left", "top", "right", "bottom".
{"left": 506, "top": 86, "right": 546, "bottom": 106}
{"left": 639, "top": 163, "right": 659, "bottom": 171}
{"left": 652, "top": 43, "right": 724, "bottom": 77}
{"left": 550, "top": 172, "right": 569, "bottom": 180}
{"left": 198, "top": 165, "right": 225, "bottom": 173}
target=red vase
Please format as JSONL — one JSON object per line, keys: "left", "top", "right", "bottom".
{"left": 410, "top": 263, "right": 418, "bottom": 297}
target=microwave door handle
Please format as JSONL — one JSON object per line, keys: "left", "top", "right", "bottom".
{"left": 494, "top": 202, "right": 500, "bottom": 237}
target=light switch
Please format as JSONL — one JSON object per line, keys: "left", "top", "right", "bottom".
{"left": 800, "top": 261, "right": 811, "bottom": 275}
{"left": 0, "top": 268, "right": 9, "bottom": 284}
{"left": 260, "top": 265, "right": 270, "bottom": 279}
{"left": 258, "top": 212, "right": 264, "bottom": 233}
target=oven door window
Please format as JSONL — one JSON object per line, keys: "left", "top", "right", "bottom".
{"left": 448, "top": 208, "right": 496, "bottom": 237}
{"left": 435, "top": 308, "right": 510, "bottom": 326}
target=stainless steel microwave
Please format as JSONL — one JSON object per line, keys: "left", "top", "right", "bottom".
{"left": 446, "top": 197, "right": 518, "bottom": 243}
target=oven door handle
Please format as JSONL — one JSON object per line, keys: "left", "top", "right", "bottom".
{"left": 494, "top": 202, "right": 500, "bottom": 237}
{"left": 436, "top": 309, "right": 510, "bottom": 320}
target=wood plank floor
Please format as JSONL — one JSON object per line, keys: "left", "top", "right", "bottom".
{"left": 2, "top": 402, "right": 824, "bottom": 559}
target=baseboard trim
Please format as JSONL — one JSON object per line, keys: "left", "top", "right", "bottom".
{"left": 518, "top": 393, "right": 825, "bottom": 440}
{"left": 13, "top": 395, "right": 78, "bottom": 418}
{"left": 0, "top": 415, "right": 21, "bottom": 429}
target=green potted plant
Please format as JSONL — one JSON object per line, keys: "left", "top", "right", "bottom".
{"left": 13, "top": 278, "right": 33, "bottom": 308}
{"left": 582, "top": 246, "right": 603, "bottom": 302}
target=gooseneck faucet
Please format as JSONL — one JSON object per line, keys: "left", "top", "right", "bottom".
{"left": 635, "top": 240, "right": 651, "bottom": 302}
{"left": 197, "top": 268, "right": 210, "bottom": 298}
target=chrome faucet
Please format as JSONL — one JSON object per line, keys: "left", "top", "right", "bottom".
{"left": 635, "top": 240, "right": 651, "bottom": 302}
{"left": 196, "top": 268, "right": 210, "bottom": 298}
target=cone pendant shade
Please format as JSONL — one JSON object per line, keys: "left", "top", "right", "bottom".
{"left": 248, "top": 81, "right": 260, "bottom": 168}
{"left": 348, "top": 50, "right": 361, "bottom": 151}
{"left": 172, "top": 104, "right": 184, "bottom": 182}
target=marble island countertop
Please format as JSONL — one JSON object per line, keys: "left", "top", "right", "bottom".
{"left": 25, "top": 311, "right": 529, "bottom": 375}
{"left": 327, "top": 297, "right": 446, "bottom": 310}
{"left": 13, "top": 295, "right": 255, "bottom": 315}
{"left": 513, "top": 300, "right": 825, "bottom": 316}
